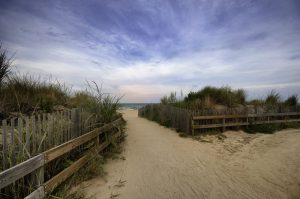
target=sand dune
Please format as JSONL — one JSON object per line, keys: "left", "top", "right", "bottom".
{"left": 80, "top": 109, "right": 300, "bottom": 199}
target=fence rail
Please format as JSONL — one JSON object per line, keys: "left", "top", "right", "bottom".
{"left": 0, "top": 108, "right": 124, "bottom": 198}
{"left": 0, "top": 117, "right": 123, "bottom": 198}
{"left": 192, "top": 112, "right": 300, "bottom": 135}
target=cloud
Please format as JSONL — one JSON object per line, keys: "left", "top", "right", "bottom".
{"left": 0, "top": 0, "right": 300, "bottom": 102}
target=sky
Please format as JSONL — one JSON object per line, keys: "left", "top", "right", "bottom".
{"left": 0, "top": 0, "right": 300, "bottom": 103}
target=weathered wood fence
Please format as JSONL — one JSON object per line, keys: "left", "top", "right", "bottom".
{"left": 139, "top": 104, "right": 300, "bottom": 135}
{"left": 0, "top": 108, "right": 124, "bottom": 198}
{"left": 138, "top": 104, "right": 192, "bottom": 133}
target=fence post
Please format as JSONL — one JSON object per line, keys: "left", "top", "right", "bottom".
{"left": 10, "top": 118, "right": 16, "bottom": 166}
{"left": 71, "top": 109, "right": 77, "bottom": 138}
{"left": 25, "top": 117, "right": 31, "bottom": 156}
{"left": 191, "top": 117, "right": 194, "bottom": 136}
{"left": 18, "top": 117, "right": 23, "bottom": 161}
{"left": 222, "top": 117, "right": 225, "bottom": 132}
{"left": 2, "top": 120, "right": 7, "bottom": 170}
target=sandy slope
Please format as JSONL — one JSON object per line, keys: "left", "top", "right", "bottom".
{"left": 80, "top": 109, "right": 300, "bottom": 199}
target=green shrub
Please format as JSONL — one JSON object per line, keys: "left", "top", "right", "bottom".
{"left": 285, "top": 95, "right": 298, "bottom": 106}
{"left": 184, "top": 86, "right": 246, "bottom": 107}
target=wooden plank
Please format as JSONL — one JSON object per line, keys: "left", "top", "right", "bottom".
{"left": 37, "top": 115, "right": 42, "bottom": 152}
{"left": 25, "top": 117, "right": 31, "bottom": 155}
{"left": 44, "top": 141, "right": 108, "bottom": 194}
{"left": 44, "top": 118, "right": 122, "bottom": 163}
{"left": 193, "top": 115, "right": 247, "bottom": 120}
{"left": 59, "top": 111, "right": 63, "bottom": 144}
{"left": 32, "top": 116, "right": 36, "bottom": 155}
{"left": 2, "top": 120, "right": 7, "bottom": 170}
{"left": 251, "top": 119, "right": 300, "bottom": 125}
{"left": 24, "top": 185, "right": 45, "bottom": 199}
{"left": 10, "top": 118, "right": 16, "bottom": 166}
{"left": 42, "top": 114, "right": 47, "bottom": 151}
{"left": 45, "top": 149, "right": 94, "bottom": 193}
{"left": 18, "top": 117, "right": 23, "bottom": 161}
{"left": 193, "top": 112, "right": 300, "bottom": 120}
{"left": 248, "top": 112, "right": 300, "bottom": 117}
{"left": 44, "top": 128, "right": 100, "bottom": 162}
{"left": 193, "top": 119, "right": 300, "bottom": 129}
{"left": 0, "top": 154, "right": 44, "bottom": 189}
{"left": 68, "top": 110, "right": 71, "bottom": 141}
{"left": 194, "top": 122, "right": 249, "bottom": 129}
{"left": 191, "top": 118, "right": 194, "bottom": 136}
{"left": 47, "top": 113, "right": 53, "bottom": 148}
{"left": 71, "top": 109, "right": 76, "bottom": 139}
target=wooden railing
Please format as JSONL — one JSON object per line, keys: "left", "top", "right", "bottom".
{"left": 191, "top": 112, "right": 300, "bottom": 135}
{"left": 0, "top": 108, "right": 100, "bottom": 172}
{"left": 0, "top": 117, "right": 124, "bottom": 198}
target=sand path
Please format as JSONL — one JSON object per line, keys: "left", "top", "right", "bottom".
{"left": 81, "top": 109, "right": 300, "bottom": 199}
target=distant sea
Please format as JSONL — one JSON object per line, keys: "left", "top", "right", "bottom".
{"left": 120, "top": 103, "right": 156, "bottom": 110}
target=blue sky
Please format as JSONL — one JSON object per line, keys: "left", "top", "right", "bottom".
{"left": 0, "top": 0, "right": 300, "bottom": 102}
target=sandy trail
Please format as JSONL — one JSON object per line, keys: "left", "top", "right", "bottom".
{"left": 80, "top": 109, "right": 300, "bottom": 199}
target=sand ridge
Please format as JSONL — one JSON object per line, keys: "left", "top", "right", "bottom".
{"left": 80, "top": 109, "right": 300, "bottom": 199}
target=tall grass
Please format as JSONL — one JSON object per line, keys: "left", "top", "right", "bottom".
{"left": 0, "top": 74, "right": 71, "bottom": 119}
{"left": 70, "top": 81, "right": 122, "bottom": 123}
{"left": 183, "top": 86, "right": 246, "bottom": 108}
{"left": 0, "top": 45, "right": 13, "bottom": 89}
{"left": 265, "top": 90, "right": 281, "bottom": 106}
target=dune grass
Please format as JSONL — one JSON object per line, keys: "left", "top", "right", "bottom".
{"left": 184, "top": 86, "right": 246, "bottom": 108}
{"left": 0, "top": 74, "right": 70, "bottom": 116}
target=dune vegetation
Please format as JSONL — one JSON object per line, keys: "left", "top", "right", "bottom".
{"left": 0, "top": 46, "right": 124, "bottom": 198}
{"left": 0, "top": 46, "right": 121, "bottom": 122}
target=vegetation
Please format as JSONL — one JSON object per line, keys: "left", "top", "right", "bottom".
{"left": 160, "top": 92, "right": 177, "bottom": 105}
{"left": 0, "top": 46, "right": 125, "bottom": 198}
{"left": 265, "top": 90, "right": 281, "bottom": 106}
{"left": 159, "top": 86, "right": 298, "bottom": 111}
{"left": 184, "top": 86, "right": 246, "bottom": 107}
{"left": 285, "top": 95, "right": 298, "bottom": 106}
{"left": 0, "top": 45, "right": 13, "bottom": 89}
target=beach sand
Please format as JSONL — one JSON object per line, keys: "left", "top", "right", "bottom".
{"left": 78, "top": 109, "right": 300, "bottom": 199}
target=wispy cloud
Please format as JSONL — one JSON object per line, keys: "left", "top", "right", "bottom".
{"left": 1, "top": 0, "right": 300, "bottom": 102}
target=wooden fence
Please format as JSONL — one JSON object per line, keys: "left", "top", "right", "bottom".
{"left": 138, "top": 104, "right": 192, "bottom": 133}
{"left": 0, "top": 108, "right": 124, "bottom": 198}
{"left": 138, "top": 104, "right": 300, "bottom": 135}
{"left": 0, "top": 108, "right": 99, "bottom": 172}
{"left": 191, "top": 112, "right": 300, "bottom": 135}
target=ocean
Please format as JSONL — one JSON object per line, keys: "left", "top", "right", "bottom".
{"left": 120, "top": 103, "right": 156, "bottom": 109}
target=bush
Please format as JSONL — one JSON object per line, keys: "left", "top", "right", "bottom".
{"left": 285, "top": 95, "right": 298, "bottom": 106}
{"left": 184, "top": 86, "right": 246, "bottom": 107}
